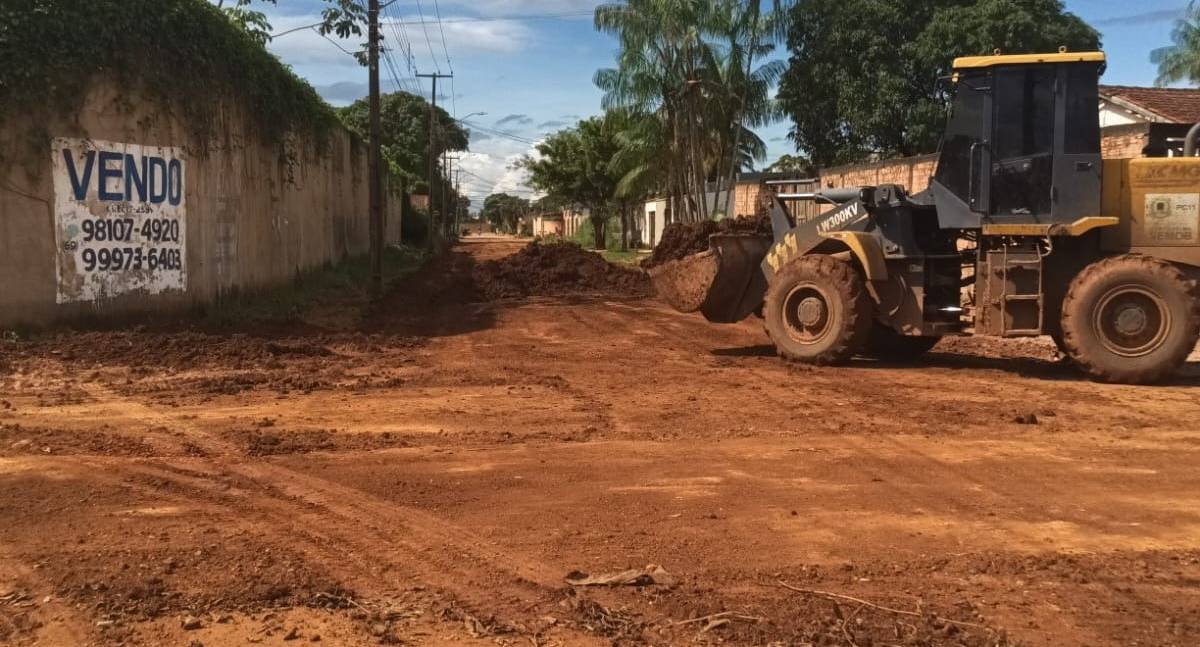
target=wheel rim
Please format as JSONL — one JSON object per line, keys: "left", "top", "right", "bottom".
{"left": 1093, "top": 285, "right": 1171, "bottom": 358}
{"left": 782, "top": 282, "right": 834, "bottom": 345}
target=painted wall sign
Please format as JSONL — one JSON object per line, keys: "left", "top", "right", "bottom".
{"left": 52, "top": 138, "right": 187, "bottom": 303}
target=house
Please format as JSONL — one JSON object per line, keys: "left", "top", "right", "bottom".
{"left": 1098, "top": 85, "right": 1200, "bottom": 158}
{"left": 531, "top": 212, "right": 565, "bottom": 238}
{"left": 562, "top": 206, "right": 589, "bottom": 238}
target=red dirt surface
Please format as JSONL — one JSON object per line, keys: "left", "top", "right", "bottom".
{"left": 641, "top": 215, "right": 773, "bottom": 269}
{"left": 1, "top": 237, "right": 1199, "bottom": 646}
{"left": 473, "top": 240, "right": 650, "bottom": 300}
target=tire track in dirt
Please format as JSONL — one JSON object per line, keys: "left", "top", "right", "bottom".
{"left": 62, "top": 379, "right": 605, "bottom": 644}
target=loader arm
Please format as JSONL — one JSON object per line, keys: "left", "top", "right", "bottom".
{"left": 761, "top": 195, "right": 875, "bottom": 279}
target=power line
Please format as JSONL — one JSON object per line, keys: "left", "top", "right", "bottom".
{"left": 400, "top": 11, "right": 595, "bottom": 26}
{"left": 460, "top": 120, "right": 538, "bottom": 145}
{"left": 413, "top": 0, "right": 441, "bottom": 74}
{"left": 431, "top": 0, "right": 454, "bottom": 73}
{"left": 270, "top": 11, "right": 594, "bottom": 38}
{"left": 311, "top": 26, "right": 363, "bottom": 59}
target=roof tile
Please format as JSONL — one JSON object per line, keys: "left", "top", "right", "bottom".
{"left": 1100, "top": 85, "right": 1200, "bottom": 124}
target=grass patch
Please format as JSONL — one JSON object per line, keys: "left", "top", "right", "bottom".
{"left": 601, "top": 249, "right": 644, "bottom": 266}
{"left": 203, "top": 245, "right": 429, "bottom": 331}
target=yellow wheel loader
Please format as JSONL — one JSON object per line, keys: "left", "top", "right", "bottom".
{"left": 651, "top": 51, "right": 1200, "bottom": 384}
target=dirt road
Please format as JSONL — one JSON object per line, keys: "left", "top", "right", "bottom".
{"left": 2, "top": 238, "right": 1199, "bottom": 646}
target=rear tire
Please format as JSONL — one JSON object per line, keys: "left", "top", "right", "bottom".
{"left": 863, "top": 323, "right": 941, "bottom": 361}
{"left": 763, "top": 255, "right": 871, "bottom": 365}
{"left": 1061, "top": 255, "right": 1200, "bottom": 384}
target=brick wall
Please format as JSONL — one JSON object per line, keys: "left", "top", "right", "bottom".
{"left": 732, "top": 181, "right": 761, "bottom": 218}
{"left": 820, "top": 154, "right": 940, "bottom": 194}
{"left": 814, "top": 125, "right": 1152, "bottom": 202}
{"left": 1100, "top": 123, "right": 1150, "bottom": 159}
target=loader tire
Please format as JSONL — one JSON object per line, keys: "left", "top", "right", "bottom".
{"left": 863, "top": 323, "right": 941, "bottom": 361}
{"left": 1061, "top": 255, "right": 1200, "bottom": 384}
{"left": 763, "top": 255, "right": 871, "bottom": 365}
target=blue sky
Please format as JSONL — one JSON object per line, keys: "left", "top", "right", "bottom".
{"left": 241, "top": 0, "right": 1192, "bottom": 206}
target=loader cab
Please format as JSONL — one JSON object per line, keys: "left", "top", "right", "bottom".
{"left": 930, "top": 51, "right": 1105, "bottom": 230}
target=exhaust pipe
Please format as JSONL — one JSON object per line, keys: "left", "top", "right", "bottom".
{"left": 1186, "top": 122, "right": 1200, "bottom": 157}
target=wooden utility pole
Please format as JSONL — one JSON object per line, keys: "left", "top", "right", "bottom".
{"left": 454, "top": 169, "right": 462, "bottom": 236}
{"left": 445, "top": 155, "right": 460, "bottom": 240}
{"left": 367, "top": 0, "right": 383, "bottom": 291}
{"left": 416, "top": 72, "right": 453, "bottom": 251}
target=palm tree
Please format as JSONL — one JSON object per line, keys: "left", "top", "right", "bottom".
{"left": 1153, "top": 2, "right": 1200, "bottom": 86}
{"left": 594, "top": 0, "right": 788, "bottom": 223}
{"left": 595, "top": 0, "right": 726, "bottom": 223}
{"left": 712, "top": 1, "right": 789, "bottom": 218}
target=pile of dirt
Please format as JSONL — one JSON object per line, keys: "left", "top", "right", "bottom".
{"left": 473, "top": 241, "right": 651, "bottom": 300}
{"left": 641, "top": 214, "right": 772, "bottom": 269}
{"left": 0, "top": 423, "right": 156, "bottom": 458}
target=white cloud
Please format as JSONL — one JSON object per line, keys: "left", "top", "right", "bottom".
{"left": 384, "top": 15, "right": 533, "bottom": 58}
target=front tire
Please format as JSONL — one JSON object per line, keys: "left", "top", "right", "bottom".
{"left": 763, "top": 255, "right": 871, "bottom": 365}
{"left": 1061, "top": 255, "right": 1200, "bottom": 384}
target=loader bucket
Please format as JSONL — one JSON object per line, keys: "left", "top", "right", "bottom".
{"left": 648, "top": 234, "right": 771, "bottom": 324}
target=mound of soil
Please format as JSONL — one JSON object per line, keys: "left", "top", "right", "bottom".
{"left": 641, "top": 214, "right": 772, "bottom": 269}
{"left": 0, "top": 423, "right": 156, "bottom": 458}
{"left": 473, "top": 242, "right": 651, "bottom": 300}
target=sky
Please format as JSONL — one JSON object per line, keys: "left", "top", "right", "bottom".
{"left": 236, "top": 0, "right": 1192, "bottom": 208}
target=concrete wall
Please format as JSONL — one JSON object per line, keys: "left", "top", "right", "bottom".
{"left": 639, "top": 199, "right": 668, "bottom": 248}
{"left": 533, "top": 215, "right": 564, "bottom": 237}
{"left": 0, "top": 80, "right": 400, "bottom": 328}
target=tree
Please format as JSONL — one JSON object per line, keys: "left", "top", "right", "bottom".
{"left": 594, "top": 0, "right": 786, "bottom": 224}
{"left": 338, "top": 91, "right": 468, "bottom": 190}
{"left": 778, "top": 0, "right": 1099, "bottom": 167}
{"left": 1153, "top": 2, "right": 1200, "bottom": 86}
{"left": 767, "top": 153, "right": 815, "bottom": 176}
{"left": 218, "top": 0, "right": 275, "bottom": 44}
{"left": 481, "top": 193, "right": 530, "bottom": 234}
{"left": 518, "top": 116, "right": 626, "bottom": 249}
{"left": 218, "top": 0, "right": 366, "bottom": 41}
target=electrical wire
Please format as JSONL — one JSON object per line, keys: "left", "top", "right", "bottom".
{"left": 459, "top": 120, "right": 538, "bottom": 145}
{"left": 413, "top": 0, "right": 441, "bottom": 74}
{"left": 269, "top": 11, "right": 594, "bottom": 39}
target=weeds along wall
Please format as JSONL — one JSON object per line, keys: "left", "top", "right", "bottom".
{"left": 0, "top": 2, "right": 402, "bottom": 328}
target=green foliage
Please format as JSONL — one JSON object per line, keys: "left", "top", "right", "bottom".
{"left": 594, "top": 0, "right": 786, "bottom": 222}
{"left": 1153, "top": 2, "right": 1200, "bottom": 86}
{"left": 0, "top": 0, "right": 340, "bottom": 147}
{"left": 569, "top": 215, "right": 623, "bottom": 251}
{"left": 778, "top": 0, "right": 1100, "bottom": 166}
{"left": 480, "top": 193, "right": 530, "bottom": 233}
{"left": 220, "top": 0, "right": 276, "bottom": 45}
{"left": 337, "top": 91, "right": 469, "bottom": 187}
{"left": 519, "top": 113, "right": 630, "bottom": 213}
{"left": 767, "top": 153, "right": 815, "bottom": 175}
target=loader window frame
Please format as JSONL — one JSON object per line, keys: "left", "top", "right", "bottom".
{"left": 934, "top": 71, "right": 989, "bottom": 211}
{"left": 1064, "top": 63, "right": 1101, "bottom": 154}
{"left": 990, "top": 65, "right": 1057, "bottom": 217}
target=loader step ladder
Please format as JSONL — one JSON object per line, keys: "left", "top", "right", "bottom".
{"left": 983, "top": 246, "right": 1045, "bottom": 336}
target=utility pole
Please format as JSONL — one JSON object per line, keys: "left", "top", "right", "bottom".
{"left": 416, "top": 72, "right": 453, "bottom": 251}
{"left": 367, "top": 0, "right": 383, "bottom": 291}
{"left": 445, "top": 155, "right": 460, "bottom": 241}
{"left": 454, "top": 169, "right": 462, "bottom": 235}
